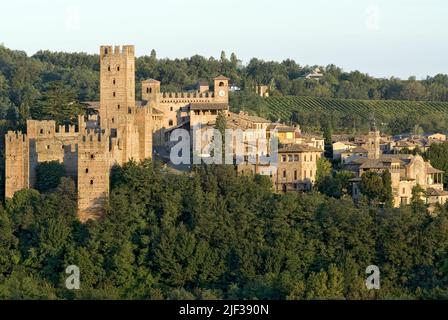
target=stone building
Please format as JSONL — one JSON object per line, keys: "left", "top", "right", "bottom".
{"left": 344, "top": 128, "right": 448, "bottom": 207}
{"left": 274, "top": 144, "right": 322, "bottom": 192}
{"left": 4, "top": 44, "right": 324, "bottom": 220}
{"left": 5, "top": 45, "right": 154, "bottom": 221}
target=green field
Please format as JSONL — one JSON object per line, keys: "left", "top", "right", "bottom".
{"left": 265, "top": 96, "right": 448, "bottom": 125}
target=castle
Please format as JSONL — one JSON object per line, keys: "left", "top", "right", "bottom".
{"left": 4, "top": 45, "right": 234, "bottom": 221}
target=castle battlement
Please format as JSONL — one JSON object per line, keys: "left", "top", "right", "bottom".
{"left": 6, "top": 130, "right": 27, "bottom": 143}
{"left": 160, "top": 91, "right": 215, "bottom": 100}
{"left": 55, "top": 124, "right": 78, "bottom": 135}
{"left": 80, "top": 129, "right": 108, "bottom": 144}
{"left": 100, "top": 45, "right": 135, "bottom": 58}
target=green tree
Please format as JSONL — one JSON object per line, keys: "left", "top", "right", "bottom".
{"left": 35, "top": 161, "right": 66, "bottom": 193}
{"left": 32, "top": 81, "right": 84, "bottom": 125}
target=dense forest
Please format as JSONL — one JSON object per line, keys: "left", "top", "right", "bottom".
{"left": 1, "top": 160, "right": 448, "bottom": 299}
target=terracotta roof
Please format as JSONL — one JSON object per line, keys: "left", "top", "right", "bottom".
{"left": 344, "top": 146, "right": 369, "bottom": 154}
{"left": 82, "top": 101, "right": 100, "bottom": 109}
{"left": 143, "top": 78, "right": 160, "bottom": 83}
{"left": 426, "top": 188, "right": 448, "bottom": 196}
{"left": 230, "top": 112, "right": 271, "bottom": 123}
{"left": 214, "top": 75, "right": 230, "bottom": 80}
{"left": 279, "top": 144, "right": 322, "bottom": 153}
{"left": 152, "top": 108, "right": 163, "bottom": 114}
{"left": 190, "top": 103, "right": 228, "bottom": 111}
{"left": 268, "top": 124, "right": 298, "bottom": 132}
{"left": 428, "top": 166, "right": 444, "bottom": 174}
{"left": 359, "top": 159, "right": 386, "bottom": 169}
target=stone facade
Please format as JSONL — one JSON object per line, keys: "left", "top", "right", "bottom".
{"left": 4, "top": 44, "right": 323, "bottom": 221}
{"left": 5, "top": 45, "right": 154, "bottom": 222}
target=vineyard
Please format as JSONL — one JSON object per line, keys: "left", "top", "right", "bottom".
{"left": 265, "top": 96, "right": 448, "bottom": 125}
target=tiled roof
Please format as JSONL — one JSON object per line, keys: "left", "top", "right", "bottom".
{"left": 230, "top": 112, "right": 271, "bottom": 123}
{"left": 279, "top": 144, "right": 322, "bottom": 153}
{"left": 190, "top": 103, "right": 228, "bottom": 111}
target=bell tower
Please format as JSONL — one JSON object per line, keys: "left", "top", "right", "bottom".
{"left": 142, "top": 78, "right": 161, "bottom": 107}
{"left": 213, "top": 75, "right": 230, "bottom": 104}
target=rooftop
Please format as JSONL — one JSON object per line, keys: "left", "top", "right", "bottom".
{"left": 279, "top": 144, "right": 322, "bottom": 153}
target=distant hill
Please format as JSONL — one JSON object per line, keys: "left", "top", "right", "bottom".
{"left": 265, "top": 96, "right": 448, "bottom": 134}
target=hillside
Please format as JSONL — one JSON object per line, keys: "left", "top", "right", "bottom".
{"left": 265, "top": 96, "right": 448, "bottom": 133}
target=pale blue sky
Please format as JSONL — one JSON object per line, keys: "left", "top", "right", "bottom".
{"left": 1, "top": 0, "right": 447, "bottom": 79}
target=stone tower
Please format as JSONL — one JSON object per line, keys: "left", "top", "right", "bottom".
{"left": 141, "top": 78, "right": 161, "bottom": 106}
{"left": 213, "top": 75, "right": 230, "bottom": 104}
{"left": 77, "top": 130, "right": 110, "bottom": 222}
{"left": 5, "top": 131, "right": 29, "bottom": 198}
{"left": 99, "top": 45, "right": 136, "bottom": 129}
{"left": 367, "top": 127, "right": 381, "bottom": 159}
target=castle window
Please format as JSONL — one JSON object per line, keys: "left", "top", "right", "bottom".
{"left": 294, "top": 155, "right": 299, "bottom": 161}
{"left": 46, "top": 145, "right": 50, "bottom": 150}
{"left": 283, "top": 170, "right": 287, "bottom": 178}
{"left": 117, "top": 104, "right": 120, "bottom": 110}
{"left": 149, "top": 88, "right": 152, "bottom": 93}
{"left": 169, "top": 120, "right": 173, "bottom": 126}
{"left": 146, "top": 87, "right": 149, "bottom": 94}
{"left": 219, "top": 81, "right": 225, "bottom": 87}
{"left": 112, "top": 118, "right": 115, "bottom": 123}
{"left": 90, "top": 180, "right": 94, "bottom": 185}
{"left": 288, "top": 155, "right": 293, "bottom": 162}
{"left": 170, "top": 107, "right": 173, "bottom": 111}
{"left": 113, "top": 79, "right": 116, "bottom": 85}
{"left": 294, "top": 170, "right": 297, "bottom": 180}
{"left": 108, "top": 65, "right": 111, "bottom": 71}
{"left": 86, "top": 168, "right": 89, "bottom": 173}
{"left": 40, "top": 129, "right": 44, "bottom": 134}
{"left": 91, "top": 154, "right": 95, "bottom": 159}
{"left": 117, "top": 66, "right": 120, "bottom": 71}
{"left": 128, "top": 107, "right": 132, "bottom": 114}
{"left": 113, "top": 92, "right": 116, "bottom": 97}
{"left": 104, "top": 48, "right": 108, "bottom": 54}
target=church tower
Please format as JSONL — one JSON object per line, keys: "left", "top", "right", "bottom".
{"left": 367, "top": 122, "right": 381, "bottom": 159}
{"left": 99, "top": 45, "right": 136, "bottom": 128}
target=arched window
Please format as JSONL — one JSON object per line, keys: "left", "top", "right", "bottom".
{"left": 283, "top": 170, "right": 286, "bottom": 178}
{"left": 113, "top": 92, "right": 116, "bottom": 97}
{"left": 113, "top": 79, "right": 116, "bottom": 85}
{"left": 169, "top": 120, "right": 173, "bottom": 126}
{"left": 219, "top": 81, "right": 225, "bottom": 87}
{"left": 85, "top": 168, "right": 89, "bottom": 173}
{"left": 90, "top": 180, "right": 94, "bottom": 185}
{"left": 117, "top": 66, "right": 120, "bottom": 71}
{"left": 146, "top": 87, "right": 149, "bottom": 94}
{"left": 104, "top": 48, "right": 108, "bottom": 54}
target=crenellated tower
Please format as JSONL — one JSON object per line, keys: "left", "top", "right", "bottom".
{"left": 77, "top": 129, "right": 110, "bottom": 222}
{"left": 99, "top": 45, "right": 136, "bottom": 129}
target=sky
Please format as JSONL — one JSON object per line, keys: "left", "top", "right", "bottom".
{"left": 0, "top": 0, "right": 447, "bottom": 79}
